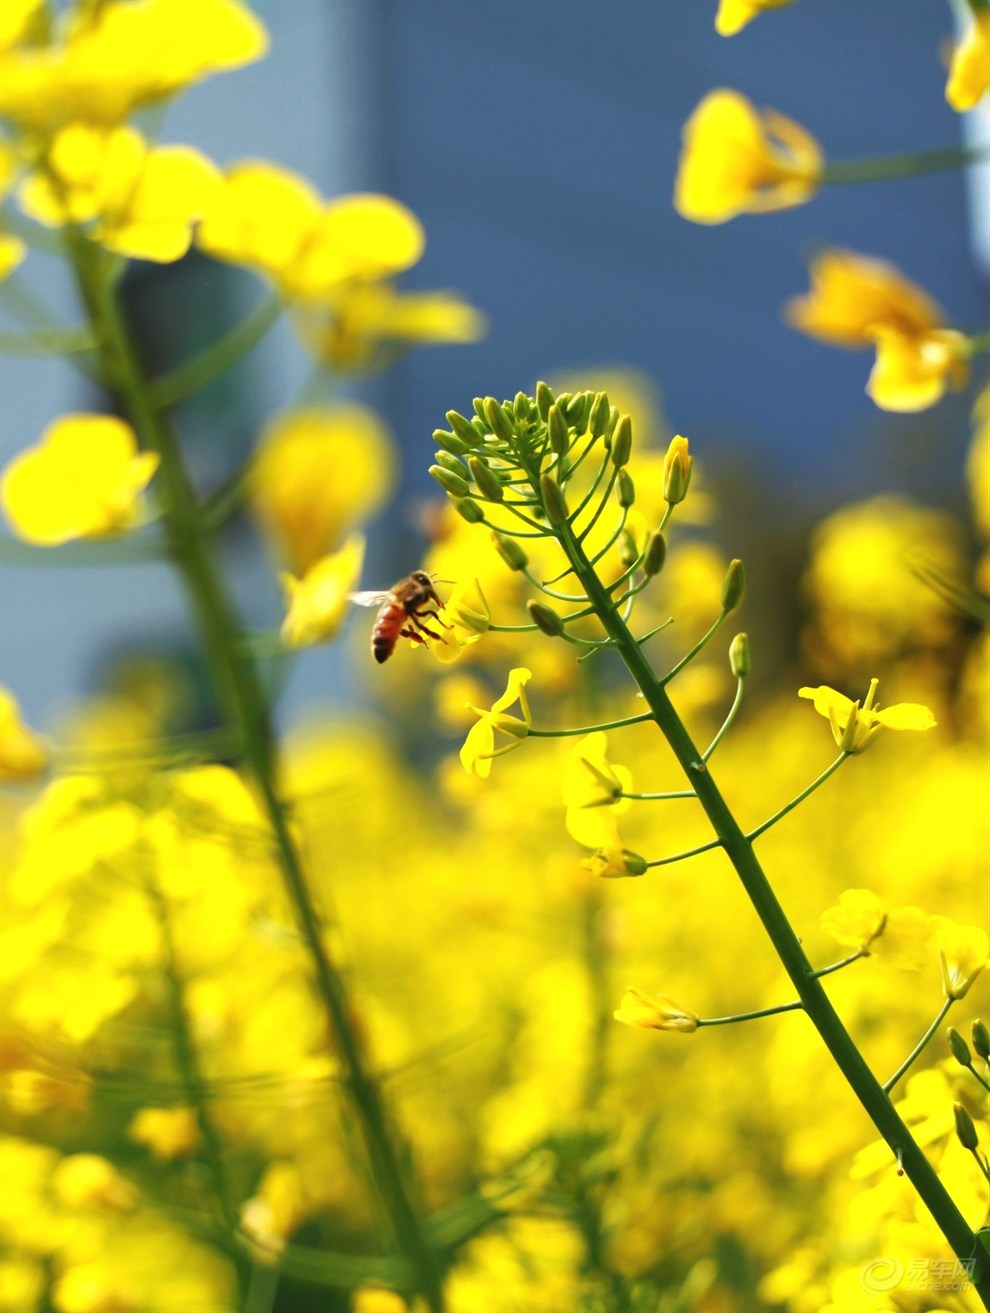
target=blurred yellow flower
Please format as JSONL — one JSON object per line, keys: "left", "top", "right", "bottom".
{"left": 19, "top": 124, "right": 220, "bottom": 263}
{"left": 198, "top": 162, "right": 423, "bottom": 299}
{"left": 353, "top": 1288, "right": 415, "bottom": 1313}
{"left": 0, "top": 0, "right": 267, "bottom": 131}
{"left": 674, "top": 89, "right": 821, "bottom": 224}
{"left": 933, "top": 917, "right": 989, "bottom": 1000}
{"left": 946, "top": 7, "right": 990, "bottom": 111}
{"left": 459, "top": 668, "right": 532, "bottom": 777}
{"left": 1, "top": 415, "right": 159, "bottom": 545}
{"left": 562, "top": 733, "right": 631, "bottom": 812}
{"left": 50, "top": 1154, "right": 136, "bottom": 1212}
{"left": 786, "top": 248, "right": 968, "bottom": 411}
{"left": 429, "top": 577, "right": 490, "bottom": 665}
{"left": 799, "top": 679, "right": 936, "bottom": 753}
{"left": 819, "top": 889, "right": 932, "bottom": 970}
{"left": 714, "top": 0, "right": 794, "bottom": 35}
{"left": 0, "top": 140, "right": 25, "bottom": 281}
{"left": 0, "top": 688, "right": 48, "bottom": 782}
{"left": 613, "top": 987, "right": 699, "bottom": 1033}
{"left": 279, "top": 534, "right": 365, "bottom": 649}
{"left": 127, "top": 1107, "right": 200, "bottom": 1161}
{"left": 240, "top": 1160, "right": 306, "bottom": 1256}
{"left": 251, "top": 406, "right": 395, "bottom": 574}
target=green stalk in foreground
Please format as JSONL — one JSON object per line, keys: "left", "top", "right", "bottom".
{"left": 431, "top": 387, "right": 989, "bottom": 1305}
{"left": 64, "top": 230, "right": 444, "bottom": 1311}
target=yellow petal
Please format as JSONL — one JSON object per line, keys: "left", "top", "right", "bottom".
{"left": 946, "top": 10, "right": 990, "bottom": 112}
{"left": 197, "top": 160, "right": 322, "bottom": 277}
{"left": 0, "top": 687, "right": 48, "bottom": 781}
{"left": 714, "top": 0, "right": 793, "bottom": 36}
{"left": 614, "top": 986, "right": 699, "bottom": 1032}
{"left": 279, "top": 534, "right": 365, "bottom": 648}
{"left": 786, "top": 248, "right": 943, "bottom": 347}
{"left": 306, "top": 193, "right": 425, "bottom": 284}
{"left": 866, "top": 327, "right": 969, "bottom": 413}
{"left": 819, "top": 889, "right": 885, "bottom": 950}
{"left": 871, "top": 702, "right": 936, "bottom": 732}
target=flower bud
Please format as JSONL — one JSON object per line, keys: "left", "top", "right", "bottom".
{"left": 729, "top": 632, "right": 750, "bottom": 678}
{"left": 484, "top": 396, "right": 516, "bottom": 444}
{"left": 433, "top": 428, "right": 470, "bottom": 455}
{"left": 429, "top": 464, "right": 470, "bottom": 498}
{"left": 468, "top": 455, "right": 505, "bottom": 503}
{"left": 435, "top": 450, "right": 469, "bottom": 476}
{"left": 548, "top": 403, "right": 569, "bottom": 457}
{"left": 514, "top": 391, "right": 532, "bottom": 419}
{"left": 610, "top": 415, "right": 633, "bottom": 468}
{"left": 527, "top": 600, "right": 565, "bottom": 636}
{"left": 565, "top": 391, "right": 591, "bottom": 431}
{"left": 472, "top": 397, "right": 488, "bottom": 423}
{"left": 605, "top": 406, "right": 620, "bottom": 442}
{"left": 721, "top": 558, "right": 745, "bottom": 613}
{"left": 662, "top": 435, "right": 693, "bottom": 504}
{"left": 972, "top": 1020, "right": 990, "bottom": 1062}
{"left": 947, "top": 1027, "right": 973, "bottom": 1069}
{"left": 446, "top": 410, "right": 481, "bottom": 447}
{"left": 492, "top": 533, "right": 528, "bottom": 571}
{"left": 454, "top": 497, "right": 485, "bottom": 524}
{"left": 617, "top": 469, "right": 635, "bottom": 508}
{"left": 954, "top": 1102, "right": 980, "bottom": 1152}
{"left": 618, "top": 527, "right": 640, "bottom": 568}
{"left": 589, "top": 391, "right": 610, "bottom": 439}
{"left": 535, "top": 380, "right": 554, "bottom": 421}
{"left": 540, "top": 472, "right": 570, "bottom": 526}
{"left": 643, "top": 531, "right": 666, "bottom": 576}
{"left": 621, "top": 850, "right": 648, "bottom": 876}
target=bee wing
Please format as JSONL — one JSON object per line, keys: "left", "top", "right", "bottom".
{"left": 348, "top": 589, "right": 392, "bottom": 608}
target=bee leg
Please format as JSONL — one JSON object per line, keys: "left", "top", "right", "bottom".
{"left": 410, "top": 607, "right": 452, "bottom": 633}
{"left": 399, "top": 626, "right": 430, "bottom": 647}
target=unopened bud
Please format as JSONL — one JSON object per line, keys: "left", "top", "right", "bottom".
{"left": 446, "top": 409, "right": 481, "bottom": 446}
{"left": 662, "top": 435, "right": 693, "bottom": 504}
{"left": 492, "top": 533, "right": 528, "bottom": 571}
{"left": 472, "top": 397, "right": 488, "bottom": 423}
{"left": 589, "top": 391, "right": 610, "bottom": 438}
{"left": 622, "top": 850, "right": 648, "bottom": 876}
{"left": 565, "top": 391, "right": 591, "bottom": 431}
{"left": 434, "top": 428, "right": 470, "bottom": 455}
{"left": 468, "top": 455, "right": 505, "bottom": 503}
{"left": 954, "top": 1102, "right": 980, "bottom": 1152}
{"left": 514, "top": 391, "right": 532, "bottom": 419}
{"left": 527, "top": 600, "right": 565, "bottom": 636}
{"left": 618, "top": 527, "right": 640, "bottom": 567}
{"left": 483, "top": 396, "right": 515, "bottom": 444}
{"left": 729, "top": 632, "right": 750, "bottom": 678}
{"left": 972, "top": 1020, "right": 990, "bottom": 1062}
{"left": 435, "top": 450, "right": 469, "bottom": 476}
{"left": 643, "top": 531, "right": 666, "bottom": 576}
{"left": 454, "top": 497, "right": 485, "bottom": 524}
{"left": 429, "top": 464, "right": 470, "bottom": 498}
{"left": 721, "top": 558, "right": 745, "bottom": 613}
{"left": 605, "top": 406, "right": 620, "bottom": 443}
{"left": 610, "top": 415, "right": 633, "bottom": 468}
{"left": 947, "top": 1027, "right": 973, "bottom": 1069}
{"left": 540, "top": 472, "right": 570, "bottom": 526}
{"left": 535, "top": 381, "right": 554, "bottom": 421}
{"left": 548, "top": 403, "right": 569, "bottom": 457}
{"left": 617, "top": 469, "right": 636, "bottom": 507}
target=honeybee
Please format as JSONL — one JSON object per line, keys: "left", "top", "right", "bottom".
{"left": 350, "top": 571, "right": 448, "bottom": 663}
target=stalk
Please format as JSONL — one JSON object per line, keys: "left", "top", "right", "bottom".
{"left": 64, "top": 231, "right": 444, "bottom": 1310}
{"left": 553, "top": 516, "right": 988, "bottom": 1302}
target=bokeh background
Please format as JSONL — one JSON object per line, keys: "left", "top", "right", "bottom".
{"left": 2, "top": 0, "right": 987, "bottom": 726}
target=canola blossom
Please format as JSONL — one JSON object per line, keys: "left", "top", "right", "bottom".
{"left": 0, "top": 687, "right": 48, "bottom": 781}
{"left": 674, "top": 89, "right": 822, "bottom": 223}
{"left": 946, "top": 7, "right": 990, "bottom": 112}
{"left": 0, "top": 414, "right": 159, "bottom": 544}
{"left": 798, "top": 680, "right": 936, "bottom": 754}
{"left": 459, "top": 667, "right": 533, "bottom": 776}
{"left": 714, "top": 0, "right": 795, "bottom": 37}
{"left": 279, "top": 533, "right": 366, "bottom": 648}
{"left": 613, "top": 987, "right": 700, "bottom": 1033}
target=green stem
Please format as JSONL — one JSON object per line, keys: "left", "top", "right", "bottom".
{"left": 552, "top": 518, "right": 988, "bottom": 1301}
{"left": 645, "top": 837, "right": 723, "bottom": 868}
{"left": 698, "top": 999, "right": 804, "bottom": 1026}
{"left": 702, "top": 676, "right": 745, "bottom": 762}
{"left": 812, "top": 950, "right": 866, "bottom": 979}
{"left": 65, "top": 230, "right": 444, "bottom": 1312}
{"left": 747, "top": 753, "right": 847, "bottom": 840}
{"left": 883, "top": 999, "right": 955, "bottom": 1094}
{"left": 149, "top": 294, "right": 282, "bottom": 410}
{"left": 661, "top": 611, "right": 727, "bottom": 684}
{"left": 528, "top": 710, "right": 655, "bottom": 738}
{"left": 619, "top": 788, "right": 696, "bottom": 801}
{"left": 821, "top": 145, "right": 989, "bottom": 186}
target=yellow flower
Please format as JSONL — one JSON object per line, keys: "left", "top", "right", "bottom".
{"left": 662, "top": 434, "right": 694, "bottom": 504}
{"left": 674, "top": 89, "right": 821, "bottom": 224}
{"left": 459, "top": 668, "right": 532, "bottom": 777}
{"left": 866, "top": 324, "right": 969, "bottom": 413}
{"left": 127, "top": 1107, "right": 200, "bottom": 1161}
{"left": 0, "top": 0, "right": 268, "bottom": 131}
{"left": 1, "top": 414, "right": 159, "bottom": 544}
{"left": 295, "top": 282, "right": 487, "bottom": 369}
{"left": 51, "top": 1154, "right": 136, "bottom": 1211}
{"left": 353, "top": 1288, "right": 416, "bottom": 1313}
{"left": 240, "top": 1160, "right": 306, "bottom": 1256}
{"left": 562, "top": 735, "right": 634, "bottom": 857}
{"left": 18, "top": 124, "right": 220, "bottom": 263}
{"left": 613, "top": 986, "right": 699, "bottom": 1033}
{"left": 946, "top": 8, "right": 990, "bottom": 111}
{"left": 0, "top": 688, "right": 48, "bottom": 782}
{"left": 819, "top": 889, "right": 932, "bottom": 970}
{"left": 250, "top": 406, "right": 395, "bottom": 574}
{"left": 933, "top": 916, "right": 989, "bottom": 1000}
{"left": 0, "top": 140, "right": 25, "bottom": 281}
{"left": 429, "top": 577, "right": 491, "bottom": 665}
{"left": 279, "top": 534, "right": 365, "bottom": 649}
{"left": 786, "top": 248, "right": 968, "bottom": 412}
{"left": 714, "top": 0, "right": 794, "bottom": 36}
{"left": 198, "top": 162, "right": 424, "bottom": 299}
{"left": 799, "top": 679, "right": 936, "bottom": 754}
